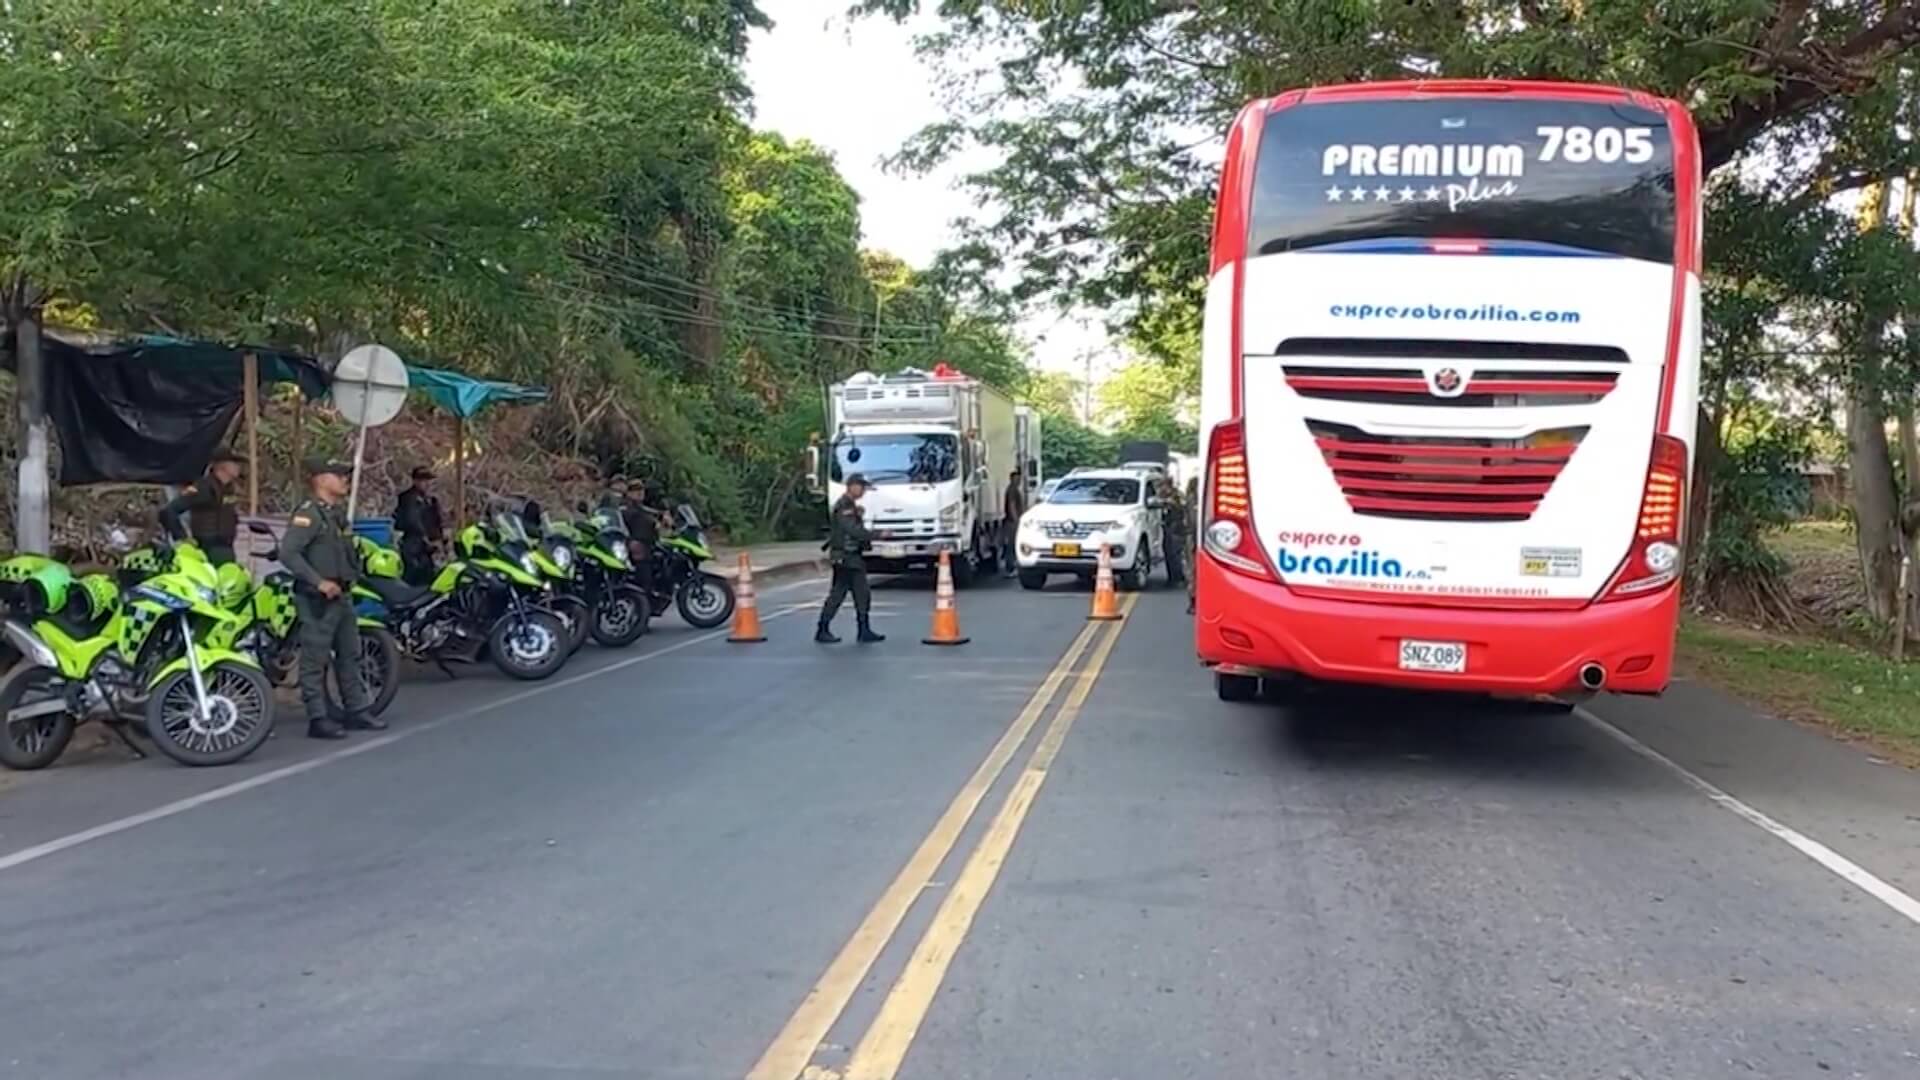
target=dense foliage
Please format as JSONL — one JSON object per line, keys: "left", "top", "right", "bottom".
{"left": 0, "top": 0, "right": 1028, "bottom": 540}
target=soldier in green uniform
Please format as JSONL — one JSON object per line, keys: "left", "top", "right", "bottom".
{"left": 157, "top": 447, "right": 246, "bottom": 564}
{"left": 279, "top": 459, "right": 385, "bottom": 740}
{"left": 816, "top": 473, "right": 884, "bottom": 644}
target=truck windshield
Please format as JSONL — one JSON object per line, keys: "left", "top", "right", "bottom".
{"left": 833, "top": 434, "right": 959, "bottom": 484}
{"left": 1049, "top": 478, "right": 1140, "bottom": 505}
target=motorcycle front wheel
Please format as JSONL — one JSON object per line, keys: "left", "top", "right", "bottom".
{"left": 324, "top": 625, "right": 403, "bottom": 718}
{"left": 145, "top": 660, "right": 275, "bottom": 766}
{"left": 0, "top": 665, "right": 75, "bottom": 771}
{"left": 590, "top": 585, "right": 651, "bottom": 648}
{"left": 675, "top": 573, "right": 736, "bottom": 629}
{"left": 489, "top": 610, "right": 569, "bottom": 681}
{"left": 551, "top": 593, "right": 591, "bottom": 655}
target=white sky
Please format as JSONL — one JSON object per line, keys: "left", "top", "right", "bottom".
{"left": 746, "top": 0, "right": 1118, "bottom": 391}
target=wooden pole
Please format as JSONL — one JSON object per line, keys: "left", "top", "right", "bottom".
{"left": 454, "top": 412, "right": 467, "bottom": 530}
{"left": 13, "top": 307, "right": 50, "bottom": 554}
{"left": 290, "top": 393, "right": 304, "bottom": 504}
{"left": 242, "top": 351, "right": 260, "bottom": 515}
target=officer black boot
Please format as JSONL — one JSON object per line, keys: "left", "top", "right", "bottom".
{"left": 308, "top": 716, "right": 347, "bottom": 740}
{"left": 815, "top": 622, "right": 841, "bottom": 644}
{"left": 344, "top": 711, "right": 388, "bottom": 732}
{"left": 857, "top": 619, "right": 885, "bottom": 644}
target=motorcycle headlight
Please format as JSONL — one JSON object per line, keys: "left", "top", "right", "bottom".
{"left": 518, "top": 553, "right": 538, "bottom": 578}
{"left": 197, "top": 584, "right": 220, "bottom": 607}
{"left": 553, "top": 546, "right": 574, "bottom": 571}
{"left": 615, "top": 544, "right": 632, "bottom": 567}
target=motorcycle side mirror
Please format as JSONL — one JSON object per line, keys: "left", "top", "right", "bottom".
{"left": 804, "top": 446, "right": 823, "bottom": 495}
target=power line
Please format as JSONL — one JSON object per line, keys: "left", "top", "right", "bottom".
{"left": 573, "top": 245, "right": 955, "bottom": 335}
{"left": 531, "top": 281, "right": 942, "bottom": 346}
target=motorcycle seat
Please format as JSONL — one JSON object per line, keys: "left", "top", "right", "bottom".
{"left": 361, "top": 576, "right": 434, "bottom": 609}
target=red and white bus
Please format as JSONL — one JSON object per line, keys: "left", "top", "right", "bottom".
{"left": 1194, "top": 80, "right": 1701, "bottom": 702}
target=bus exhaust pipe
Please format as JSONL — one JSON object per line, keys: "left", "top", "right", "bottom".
{"left": 1578, "top": 663, "right": 1606, "bottom": 692}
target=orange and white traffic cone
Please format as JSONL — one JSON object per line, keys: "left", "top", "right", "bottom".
{"left": 1088, "top": 543, "right": 1123, "bottom": 622}
{"left": 922, "top": 550, "right": 971, "bottom": 646}
{"left": 727, "top": 552, "right": 768, "bottom": 643}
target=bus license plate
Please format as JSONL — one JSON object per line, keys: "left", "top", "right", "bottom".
{"left": 1052, "top": 542, "right": 1082, "bottom": 557}
{"left": 1399, "top": 639, "right": 1466, "bottom": 673}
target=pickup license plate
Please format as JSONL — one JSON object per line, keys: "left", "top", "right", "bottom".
{"left": 874, "top": 543, "right": 906, "bottom": 559}
{"left": 1051, "top": 542, "right": 1082, "bottom": 557}
{"left": 1398, "top": 638, "right": 1467, "bottom": 674}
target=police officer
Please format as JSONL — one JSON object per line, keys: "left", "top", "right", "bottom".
{"left": 816, "top": 473, "right": 884, "bottom": 644}
{"left": 1160, "top": 477, "right": 1189, "bottom": 588}
{"left": 620, "top": 478, "right": 663, "bottom": 601}
{"left": 1002, "top": 468, "right": 1026, "bottom": 578}
{"left": 394, "top": 465, "right": 444, "bottom": 585}
{"left": 280, "top": 459, "right": 385, "bottom": 740}
{"left": 158, "top": 447, "right": 245, "bottom": 564}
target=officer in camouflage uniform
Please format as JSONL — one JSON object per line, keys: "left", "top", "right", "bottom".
{"left": 157, "top": 447, "right": 246, "bottom": 565}
{"left": 279, "top": 460, "right": 384, "bottom": 740}
{"left": 816, "top": 473, "right": 884, "bottom": 644}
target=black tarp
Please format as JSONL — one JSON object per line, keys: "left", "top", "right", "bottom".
{"left": 7, "top": 332, "right": 329, "bottom": 486}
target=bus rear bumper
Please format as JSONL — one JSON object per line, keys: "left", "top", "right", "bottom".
{"left": 1193, "top": 557, "right": 1677, "bottom": 696}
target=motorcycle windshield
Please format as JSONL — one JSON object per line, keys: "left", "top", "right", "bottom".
{"left": 492, "top": 512, "right": 531, "bottom": 545}
{"left": 590, "top": 507, "right": 628, "bottom": 537}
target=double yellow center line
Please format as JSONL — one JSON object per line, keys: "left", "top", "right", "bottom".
{"left": 747, "top": 594, "right": 1138, "bottom": 1080}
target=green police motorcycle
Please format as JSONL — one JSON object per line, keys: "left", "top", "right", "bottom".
{"left": 647, "top": 504, "right": 735, "bottom": 629}
{"left": 0, "top": 541, "right": 274, "bottom": 769}
{"left": 203, "top": 522, "right": 403, "bottom": 720}
{"left": 479, "top": 511, "right": 590, "bottom": 655}
{"left": 546, "top": 506, "right": 650, "bottom": 648}
{"left": 353, "top": 527, "right": 570, "bottom": 681}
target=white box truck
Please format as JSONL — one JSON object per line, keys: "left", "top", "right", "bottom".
{"left": 810, "top": 366, "right": 1030, "bottom": 585}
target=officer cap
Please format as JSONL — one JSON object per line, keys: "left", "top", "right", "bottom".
{"left": 209, "top": 447, "right": 247, "bottom": 465}
{"left": 305, "top": 458, "right": 353, "bottom": 478}
{"left": 410, "top": 465, "right": 435, "bottom": 481}
{"left": 845, "top": 473, "right": 868, "bottom": 487}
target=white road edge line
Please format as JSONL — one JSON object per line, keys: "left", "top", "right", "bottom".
{"left": 0, "top": 576, "right": 826, "bottom": 874}
{"left": 1576, "top": 705, "right": 1920, "bottom": 927}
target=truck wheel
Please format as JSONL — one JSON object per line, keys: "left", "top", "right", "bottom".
{"left": 950, "top": 549, "right": 977, "bottom": 588}
{"left": 1018, "top": 569, "right": 1047, "bottom": 591}
{"left": 1215, "top": 672, "right": 1259, "bottom": 703}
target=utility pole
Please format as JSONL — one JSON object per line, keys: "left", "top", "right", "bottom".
{"left": 1082, "top": 350, "right": 1094, "bottom": 424}
{"left": 9, "top": 282, "right": 50, "bottom": 554}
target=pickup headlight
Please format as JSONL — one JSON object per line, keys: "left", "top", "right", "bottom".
{"left": 939, "top": 504, "right": 961, "bottom": 530}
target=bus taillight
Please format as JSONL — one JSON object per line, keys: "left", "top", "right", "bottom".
{"left": 1603, "top": 434, "right": 1688, "bottom": 600}
{"left": 1204, "top": 419, "right": 1274, "bottom": 580}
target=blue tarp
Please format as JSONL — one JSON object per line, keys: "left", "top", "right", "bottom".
{"left": 402, "top": 364, "right": 548, "bottom": 418}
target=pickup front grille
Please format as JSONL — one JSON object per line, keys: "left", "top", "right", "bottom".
{"left": 1040, "top": 520, "right": 1113, "bottom": 539}
{"left": 1307, "top": 420, "right": 1588, "bottom": 523}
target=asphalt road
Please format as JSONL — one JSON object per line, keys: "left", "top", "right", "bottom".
{"left": 1, "top": 573, "right": 1917, "bottom": 1079}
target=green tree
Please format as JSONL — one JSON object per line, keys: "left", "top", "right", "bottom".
{"left": 1098, "top": 358, "right": 1196, "bottom": 452}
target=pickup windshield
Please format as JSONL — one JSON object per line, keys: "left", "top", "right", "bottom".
{"left": 1049, "top": 478, "right": 1141, "bottom": 505}
{"left": 832, "top": 433, "right": 958, "bottom": 484}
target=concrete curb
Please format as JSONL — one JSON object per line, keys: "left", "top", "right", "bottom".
{"left": 713, "top": 555, "right": 829, "bottom": 586}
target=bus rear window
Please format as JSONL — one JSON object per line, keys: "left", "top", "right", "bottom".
{"left": 1248, "top": 97, "right": 1676, "bottom": 263}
